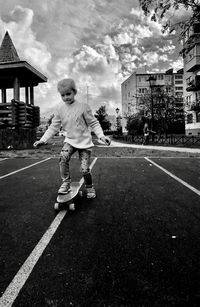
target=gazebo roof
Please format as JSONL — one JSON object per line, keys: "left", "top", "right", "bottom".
{"left": 0, "top": 31, "right": 47, "bottom": 88}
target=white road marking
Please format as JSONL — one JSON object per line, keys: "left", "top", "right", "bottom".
{"left": 145, "top": 157, "right": 200, "bottom": 196}
{"left": 0, "top": 212, "right": 66, "bottom": 307}
{"left": 0, "top": 158, "right": 51, "bottom": 180}
{"left": 0, "top": 157, "right": 98, "bottom": 307}
{"left": 110, "top": 140, "right": 200, "bottom": 153}
{"left": 96, "top": 156, "right": 199, "bottom": 159}
{"left": 0, "top": 158, "right": 8, "bottom": 162}
{"left": 89, "top": 157, "right": 98, "bottom": 170}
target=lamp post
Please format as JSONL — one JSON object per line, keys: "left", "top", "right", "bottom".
{"left": 115, "top": 107, "right": 120, "bottom": 134}
{"left": 147, "top": 75, "right": 156, "bottom": 141}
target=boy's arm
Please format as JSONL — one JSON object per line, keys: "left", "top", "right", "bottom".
{"left": 37, "top": 112, "right": 61, "bottom": 144}
{"left": 83, "top": 104, "right": 110, "bottom": 145}
{"left": 83, "top": 104, "right": 104, "bottom": 139}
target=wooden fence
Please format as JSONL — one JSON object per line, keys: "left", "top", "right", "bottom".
{"left": 0, "top": 100, "right": 40, "bottom": 128}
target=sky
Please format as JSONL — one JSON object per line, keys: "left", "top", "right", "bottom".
{"left": 0, "top": 0, "right": 186, "bottom": 118}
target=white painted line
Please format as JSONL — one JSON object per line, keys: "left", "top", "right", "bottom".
{"left": 0, "top": 211, "right": 66, "bottom": 307}
{"left": 0, "top": 158, "right": 98, "bottom": 307}
{"left": 78, "top": 157, "right": 98, "bottom": 186}
{"left": 0, "top": 158, "right": 51, "bottom": 180}
{"left": 145, "top": 157, "right": 200, "bottom": 196}
{"left": 96, "top": 156, "right": 199, "bottom": 159}
{"left": 110, "top": 140, "right": 200, "bottom": 153}
{"left": 96, "top": 156, "right": 146, "bottom": 159}
{"left": 89, "top": 157, "right": 98, "bottom": 170}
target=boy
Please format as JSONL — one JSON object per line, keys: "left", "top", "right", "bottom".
{"left": 34, "top": 78, "right": 110, "bottom": 198}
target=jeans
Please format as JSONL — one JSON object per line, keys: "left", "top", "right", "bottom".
{"left": 143, "top": 133, "right": 149, "bottom": 145}
{"left": 59, "top": 143, "right": 92, "bottom": 188}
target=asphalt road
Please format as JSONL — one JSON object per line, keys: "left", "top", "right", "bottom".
{"left": 0, "top": 156, "right": 200, "bottom": 306}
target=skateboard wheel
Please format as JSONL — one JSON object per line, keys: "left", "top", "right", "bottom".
{"left": 54, "top": 202, "right": 60, "bottom": 210}
{"left": 78, "top": 191, "right": 83, "bottom": 197}
{"left": 69, "top": 203, "right": 75, "bottom": 211}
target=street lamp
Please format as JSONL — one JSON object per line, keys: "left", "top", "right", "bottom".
{"left": 147, "top": 75, "right": 156, "bottom": 140}
{"left": 115, "top": 107, "right": 120, "bottom": 134}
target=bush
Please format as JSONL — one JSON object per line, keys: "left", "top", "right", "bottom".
{"left": 126, "top": 116, "right": 144, "bottom": 135}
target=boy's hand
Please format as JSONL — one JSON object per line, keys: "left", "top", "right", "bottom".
{"left": 99, "top": 136, "right": 111, "bottom": 146}
{"left": 33, "top": 140, "right": 45, "bottom": 148}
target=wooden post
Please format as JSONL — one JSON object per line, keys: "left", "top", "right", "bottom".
{"left": 30, "top": 86, "right": 34, "bottom": 105}
{"left": 1, "top": 88, "right": 6, "bottom": 103}
{"left": 13, "top": 77, "right": 20, "bottom": 101}
{"left": 25, "top": 87, "right": 29, "bottom": 105}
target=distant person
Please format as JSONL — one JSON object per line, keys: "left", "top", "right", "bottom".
{"left": 34, "top": 78, "right": 110, "bottom": 198}
{"left": 143, "top": 122, "right": 150, "bottom": 145}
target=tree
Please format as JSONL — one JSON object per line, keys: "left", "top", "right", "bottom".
{"left": 47, "top": 114, "right": 54, "bottom": 126}
{"left": 138, "top": 86, "right": 185, "bottom": 134}
{"left": 94, "top": 106, "right": 112, "bottom": 131}
{"left": 126, "top": 113, "right": 144, "bottom": 135}
{"left": 139, "top": 0, "right": 200, "bottom": 41}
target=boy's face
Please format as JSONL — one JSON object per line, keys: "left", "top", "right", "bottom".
{"left": 60, "top": 89, "right": 76, "bottom": 104}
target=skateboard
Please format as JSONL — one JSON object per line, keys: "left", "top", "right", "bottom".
{"left": 54, "top": 182, "right": 83, "bottom": 211}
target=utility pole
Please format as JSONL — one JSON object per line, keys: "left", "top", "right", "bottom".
{"left": 86, "top": 85, "right": 89, "bottom": 104}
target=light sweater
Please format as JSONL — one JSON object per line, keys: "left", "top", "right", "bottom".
{"left": 40, "top": 100, "right": 104, "bottom": 148}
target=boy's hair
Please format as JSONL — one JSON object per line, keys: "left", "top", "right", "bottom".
{"left": 57, "top": 78, "right": 77, "bottom": 94}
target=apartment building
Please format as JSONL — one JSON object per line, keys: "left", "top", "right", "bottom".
{"left": 121, "top": 68, "right": 184, "bottom": 132}
{"left": 182, "top": 22, "right": 200, "bottom": 135}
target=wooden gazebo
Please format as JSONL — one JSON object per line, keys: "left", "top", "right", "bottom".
{"left": 0, "top": 31, "right": 47, "bottom": 149}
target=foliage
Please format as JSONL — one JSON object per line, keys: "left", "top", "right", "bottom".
{"left": 94, "top": 106, "right": 112, "bottom": 131}
{"left": 47, "top": 114, "right": 54, "bottom": 126}
{"left": 126, "top": 87, "right": 185, "bottom": 135}
{"left": 126, "top": 114, "right": 144, "bottom": 135}
{"left": 139, "top": 0, "right": 200, "bottom": 40}
{"left": 141, "top": 88, "right": 184, "bottom": 127}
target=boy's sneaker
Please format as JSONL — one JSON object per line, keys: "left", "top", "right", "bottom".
{"left": 86, "top": 186, "right": 96, "bottom": 199}
{"left": 58, "top": 182, "right": 71, "bottom": 194}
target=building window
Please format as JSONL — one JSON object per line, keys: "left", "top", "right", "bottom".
{"left": 175, "top": 81, "right": 183, "bottom": 84}
{"left": 138, "top": 88, "right": 147, "bottom": 94}
{"left": 157, "top": 74, "right": 164, "bottom": 80}
{"left": 196, "top": 112, "right": 200, "bottom": 123}
{"left": 166, "top": 87, "right": 171, "bottom": 93}
{"left": 187, "top": 114, "right": 193, "bottom": 123}
{"left": 187, "top": 47, "right": 195, "bottom": 61}
{"left": 175, "top": 75, "right": 183, "bottom": 79}
{"left": 186, "top": 76, "right": 193, "bottom": 85}
{"left": 175, "top": 87, "right": 183, "bottom": 90}
{"left": 165, "top": 75, "right": 172, "bottom": 83}
{"left": 176, "top": 92, "right": 183, "bottom": 98}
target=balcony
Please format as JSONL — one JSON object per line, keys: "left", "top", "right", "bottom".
{"left": 186, "top": 55, "right": 200, "bottom": 72}
{"left": 186, "top": 76, "right": 200, "bottom": 91}
{"left": 190, "top": 102, "right": 200, "bottom": 112}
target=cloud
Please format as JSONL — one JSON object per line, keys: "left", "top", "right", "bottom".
{"left": 169, "top": 58, "right": 184, "bottom": 72}
{"left": 43, "top": 4, "right": 183, "bottom": 113}
{"left": 0, "top": 5, "right": 51, "bottom": 74}
{"left": 0, "top": 1, "right": 183, "bottom": 116}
